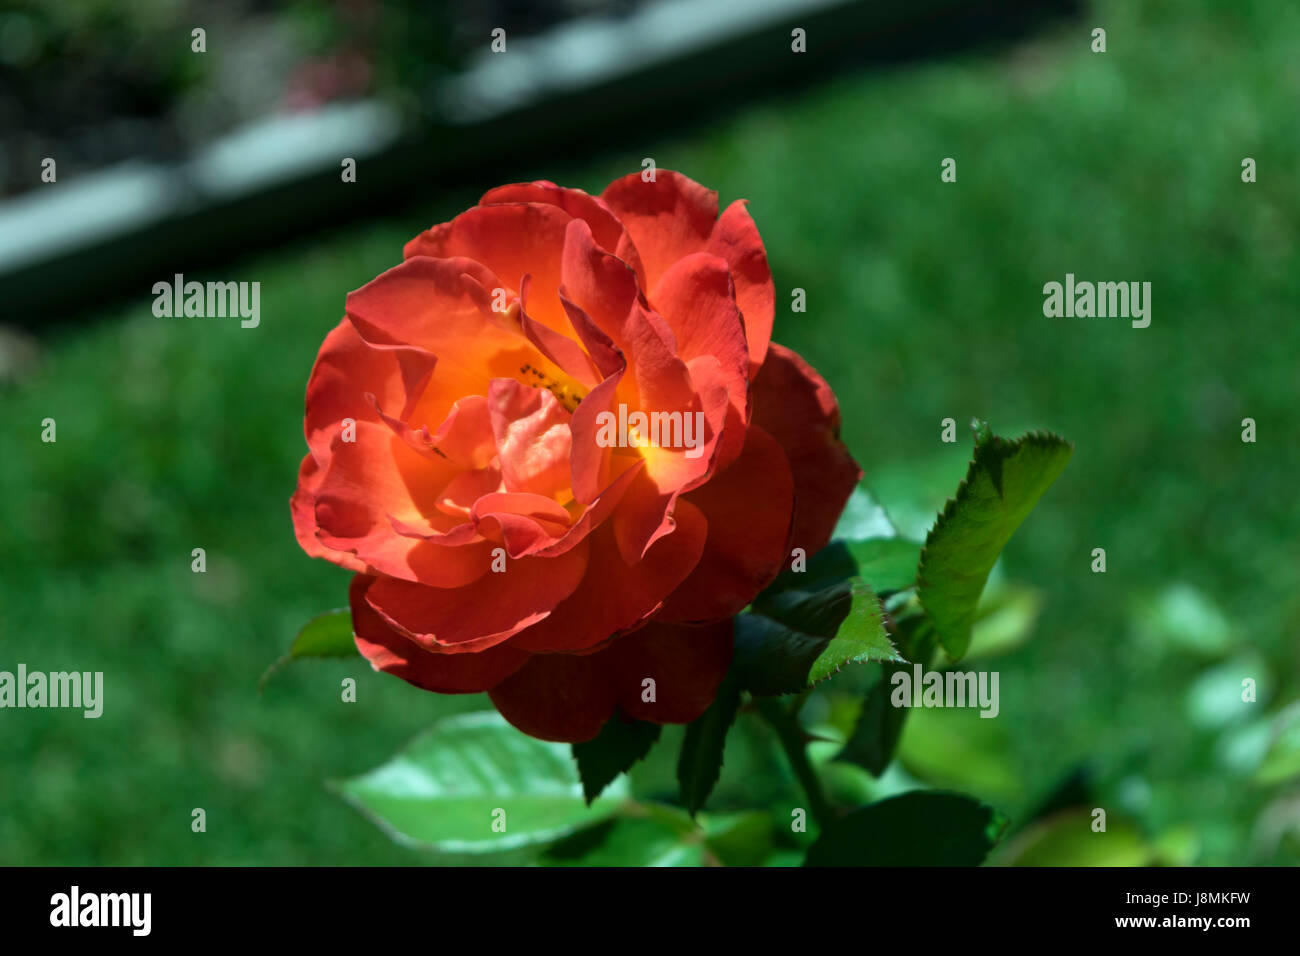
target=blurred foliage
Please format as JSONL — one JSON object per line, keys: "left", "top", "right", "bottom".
{"left": 1, "top": 0, "right": 1298, "bottom": 864}
{"left": 0, "top": 0, "right": 635, "bottom": 195}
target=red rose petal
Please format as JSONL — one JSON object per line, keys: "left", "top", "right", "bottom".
{"left": 313, "top": 421, "right": 492, "bottom": 586}
{"left": 567, "top": 367, "right": 624, "bottom": 505}
{"left": 487, "top": 649, "right": 616, "bottom": 743}
{"left": 649, "top": 251, "right": 751, "bottom": 469}
{"left": 480, "top": 182, "right": 627, "bottom": 260}
{"left": 613, "top": 618, "right": 735, "bottom": 725}
{"left": 708, "top": 199, "right": 775, "bottom": 374}
{"left": 600, "top": 170, "right": 718, "bottom": 289}
{"left": 346, "top": 256, "right": 578, "bottom": 427}
{"left": 487, "top": 378, "right": 572, "bottom": 499}
{"left": 558, "top": 218, "right": 641, "bottom": 353}
{"left": 471, "top": 491, "right": 572, "bottom": 557}
{"left": 657, "top": 424, "right": 795, "bottom": 622}
{"left": 404, "top": 203, "right": 576, "bottom": 336}
{"left": 751, "top": 343, "right": 862, "bottom": 557}
{"left": 351, "top": 575, "right": 528, "bottom": 693}
{"left": 290, "top": 453, "right": 368, "bottom": 573}
{"left": 489, "top": 616, "right": 733, "bottom": 742}
{"left": 505, "top": 498, "right": 707, "bottom": 653}
{"left": 364, "top": 538, "right": 590, "bottom": 652}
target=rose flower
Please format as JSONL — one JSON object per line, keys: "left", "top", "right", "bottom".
{"left": 291, "top": 171, "right": 860, "bottom": 742}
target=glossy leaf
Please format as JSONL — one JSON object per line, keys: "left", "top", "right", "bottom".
{"left": 988, "top": 809, "right": 1151, "bottom": 866}
{"left": 834, "top": 665, "right": 913, "bottom": 775}
{"left": 736, "top": 580, "right": 900, "bottom": 697}
{"left": 833, "top": 485, "right": 902, "bottom": 541}
{"left": 543, "top": 816, "right": 706, "bottom": 867}
{"left": 572, "top": 715, "right": 661, "bottom": 804}
{"left": 805, "top": 790, "right": 1005, "bottom": 866}
{"left": 335, "top": 711, "right": 625, "bottom": 856}
{"left": 260, "top": 608, "right": 357, "bottom": 691}
{"left": 289, "top": 608, "right": 356, "bottom": 657}
{"left": 543, "top": 805, "right": 773, "bottom": 866}
{"left": 832, "top": 486, "right": 922, "bottom": 595}
{"left": 677, "top": 675, "right": 741, "bottom": 815}
{"left": 758, "top": 540, "right": 857, "bottom": 605}
{"left": 845, "top": 537, "right": 922, "bottom": 595}
{"left": 917, "top": 422, "right": 1072, "bottom": 660}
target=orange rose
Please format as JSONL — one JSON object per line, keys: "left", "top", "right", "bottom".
{"left": 291, "top": 171, "right": 860, "bottom": 742}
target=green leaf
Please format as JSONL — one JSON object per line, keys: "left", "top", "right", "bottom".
{"left": 833, "top": 610, "right": 934, "bottom": 777}
{"left": 572, "top": 715, "right": 661, "bottom": 805}
{"left": 963, "top": 581, "right": 1043, "bottom": 660}
{"left": 334, "top": 711, "right": 626, "bottom": 857}
{"left": 766, "top": 850, "right": 808, "bottom": 867}
{"left": 834, "top": 665, "right": 912, "bottom": 775}
{"left": 917, "top": 422, "right": 1072, "bottom": 660}
{"left": 834, "top": 485, "right": 902, "bottom": 540}
{"left": 832, "top": 486, "right": 922, "bottom": 595}
{"left": 929, "top": 580, "right": 1044, "bottom": 668}
{"left": 260, "top": 608, "right": 358, "bottom": 691}
{"left": 844, "top": 537, "right": 922, "bottom": 595}
{"left": 702, "top": 811, "right": 775, "bottom": 866}
{"left": 542, "top": 815, "right": 707, "bottom": 867}
{"left": 988, "top": 809, "right": 1152, "bottom": 866}
{"left": 835, "top": 582, "right": 1037, "bottom": 781}
{"left": 761, "top": 539, "right": 859, "bottom": 601}
{"left": 737, "top": 580, "right": 901, "bottom": 697}
{"left": 677, "top": 675, "right": 741, "bottom": 815}
{"left": 289, "top": 608, "right": 357, "bottom": 657}
{"left": 805, "top": 790, "right": 1006, "bottom": 866}
{"left": 542, "top": 804, "right": 773, "bottom": 866}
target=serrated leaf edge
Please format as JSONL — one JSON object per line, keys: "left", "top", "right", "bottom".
{"left": 915, "top": 428, "right": 1073, "bottom": 661}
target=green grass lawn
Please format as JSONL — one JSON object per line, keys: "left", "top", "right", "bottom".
{"left": 2, "top": 0, "right": 1297, "bottom": 864}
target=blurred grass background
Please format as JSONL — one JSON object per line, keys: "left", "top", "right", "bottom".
{"left": 1, "top": 0, "right": 1297, "bottom": 864}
